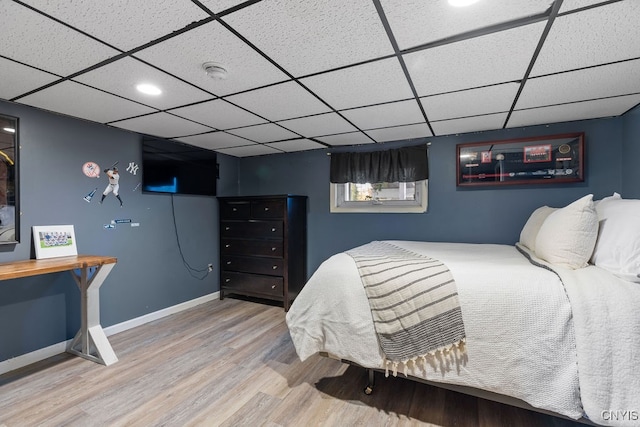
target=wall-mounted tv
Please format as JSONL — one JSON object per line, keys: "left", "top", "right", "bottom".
{"left": 141, "top": 135, "right": 218, "bottom": 196}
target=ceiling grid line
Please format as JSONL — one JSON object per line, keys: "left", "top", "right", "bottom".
{"left": 502, "top": 0, "right": 564, "bottom": 129}
{"left": 372, "top": 0, "right": 434, "bottom": 136}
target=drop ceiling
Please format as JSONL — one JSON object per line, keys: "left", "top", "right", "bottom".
{"left": 1, "top": 0, "right": 639, "bottom": 157}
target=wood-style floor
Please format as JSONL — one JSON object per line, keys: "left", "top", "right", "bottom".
{"left": 0, "top": 297, "right": 586, "bottom": 427}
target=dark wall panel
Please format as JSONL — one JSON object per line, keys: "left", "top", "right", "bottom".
{"left": 622, "top": 105, "right": 640, "bottom": 198}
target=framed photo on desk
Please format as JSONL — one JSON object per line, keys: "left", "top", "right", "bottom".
{"left": 32, "top": 225, "right": 78, "bottom": 259}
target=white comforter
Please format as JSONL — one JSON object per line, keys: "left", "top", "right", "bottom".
{"left": 285, "top": 241, "right": 640, "bottom": 425}
{"left": 547, "top": 256, "right": 640, "bottom": 426}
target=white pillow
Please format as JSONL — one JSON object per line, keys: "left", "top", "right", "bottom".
{"left": 591, "top": 198, "right": 640, "bottom": 283}
{"left": 594, "top": 192, "right": 622, "bottom": 208}
{"left": 519, "top": 206, "right": 557, "bottom": 252}
{"left": 535, "top": 194, "right": 599, "bottom": 269}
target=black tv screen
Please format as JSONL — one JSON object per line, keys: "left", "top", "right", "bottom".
{"left": 141, "top": 135, "right": 217, "bottom": 196}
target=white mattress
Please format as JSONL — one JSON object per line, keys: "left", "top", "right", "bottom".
{"left": 286, "top": 241, "right": 583, "bottom": 419}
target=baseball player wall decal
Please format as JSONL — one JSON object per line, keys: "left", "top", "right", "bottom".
{"left": 99, "top": 162, "right": 123, "bottom": 207}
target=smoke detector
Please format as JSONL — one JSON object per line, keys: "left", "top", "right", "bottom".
{"left": 202, "top": 62, "right": 228, "bottom": 80}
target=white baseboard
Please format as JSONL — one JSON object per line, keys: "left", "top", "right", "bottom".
{"left": 0, "top": 292, "right": 219, "bottom": 376}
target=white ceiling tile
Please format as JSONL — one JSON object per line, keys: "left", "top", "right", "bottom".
{"left": 532, "top": 1, "right": 640, "bottom": 76}
{"left": 18, "top": 81, "right": 156, "bottom": 124}
{"left": 110, "top": 112, "right": 214, "bottom": 138}
{"left": 227, "top": 123, "right": 299, "bottom": 143}
{"left": 225, "top": 81, "right": 331, "bottom": 121}
{"left": 421, "top": 83, "right": 520, "bottom": 121}
{"left": 215, "top": 144, "right": 282, "bottom": 157}
{"left": 176, "top": 131, "right": 254, "bottom": 150}
{"left": 199, "top": 0, "right": 253, "bottom": 14}
{"left": 508, "top": 95, "right": 640, "bottom": 128}
{"left": 365, "top": 123, "right": 432, "bottom": 143}
{"left": 170, "top": 99, "right": 266, "bottom": 130}
{"left": 0, "top": 58, "right": 60, "bottom": 100}
{"left": 300, "top": 58, "right": 414, "bottom": 110}
{"left": 134, "top": 20, "right": 289, "bottom": 96}
{"left": 405, "top": 22, "right": 546, "bottom": 96}
{"left": 0, "top": 2, "right": 119, "bottom": 76}
{"left": 559, "top": 0, "right": 610, "bottom": 13}
{"left": 20, "top": 0, "right": 209, "bottom": 51}
{"left": 266, "top": 139, "right": 326, "bottom": 152}
{"left": 518, "top": 60, "right": 640, "bottom": 110}
{"left": 341, "top": 100, "right": 424, "bottom": 130}
{"left": 431, "top": 113, "right": 508, "bottom": 136}
{"left": 381, "top": 0, "right": 552, "bottom": 50}
{"left": 315, "top": 132, "right": 375, "bottom": 146}
{"left": 74, "top": 57, "right": 213, "bottom": 110}
{"left": 223, "top": 0, "right": 394, "bottom": 76}
{"left": 278, "top": 113, "right": 358, "bottom": 137}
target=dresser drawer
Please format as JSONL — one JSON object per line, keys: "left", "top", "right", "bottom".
{"left": 221, "top": 272, "right": 283, "bottom": 298}
{"left": 251, "top": 199, "right": 285, "bottom": 219}
{"left": 221, "top": 239, "right": 283, "bottom": 257}
{"left": 222, "top": 255, "right": 284, "bottom": 276}
{"left": 221, "top": 220, "right": 283, "bottom": 239}
{"left": 220, "top": 201, "right": 250, "bottom": 219}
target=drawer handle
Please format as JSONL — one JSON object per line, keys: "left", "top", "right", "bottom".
{"left": 232, "top": 207, "right": 237, "bottom": 212}
{"left": 225, "top": 244, "right": 231, "bottom": 248}
{"left": 271, "top": 284, "right": 277, "bottom": 289}
{"left": 225, "top": 278, "right": 231, "bottom": 283}
{"left": 271, "top": 247, "right": 276, "bottom": 251}
{"left": 264, "top": 207, "right": 269, "bottom": 211}
{"left": 272, "top": 265, "right": 278, "bottom": 270}
{"left": 226, "top": 261, "right": 231, "bottom": 265}
{"left": 271, "top": 228, "right": 276, "bottom": 232}
{"left": 225, "top": 226, "right": 230, "bottom": 231}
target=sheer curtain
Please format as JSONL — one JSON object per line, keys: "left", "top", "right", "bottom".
{"left": 329, "top": 144, "right": 429, "bottom": 184}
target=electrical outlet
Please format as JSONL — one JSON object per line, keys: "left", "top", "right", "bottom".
{"left": 207, "top": 263, "right": 213, "bottom": 272}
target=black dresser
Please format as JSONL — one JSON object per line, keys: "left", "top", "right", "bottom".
{"left": 218, "top": 195, "right": 307, "bottom": 311}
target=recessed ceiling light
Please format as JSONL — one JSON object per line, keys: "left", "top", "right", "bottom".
{"left": 136, "top": 83, "right": 162, "bottom": 95}
{"left": 449, "top": 0, "right": 481, "bottom": 6}
{"left": 2, "top": 127, "right": 15, "bottom": 133}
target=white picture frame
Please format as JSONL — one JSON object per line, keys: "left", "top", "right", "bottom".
{"left": 32, "top": 225, "right": 78, "bottom": 259}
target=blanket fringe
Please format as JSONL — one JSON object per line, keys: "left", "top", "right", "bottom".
{"left": 383, "top": 338, "right": 467, "bottom": 378}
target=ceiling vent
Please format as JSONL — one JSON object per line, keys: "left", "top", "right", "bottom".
{"left": 202, "top": 62, "right": 228, "bottom": 80}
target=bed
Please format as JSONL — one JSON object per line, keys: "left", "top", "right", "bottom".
{"left": 285, "top": 194, "right": 640, "bottom": 426}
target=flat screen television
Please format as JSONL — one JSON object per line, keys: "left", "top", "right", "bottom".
{"left": 141, "top": 135, "right": 218, "bottom": 196}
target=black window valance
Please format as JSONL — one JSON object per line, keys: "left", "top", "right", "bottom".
{"left": 330, "top": 144, "right": 429, "bottom": 184}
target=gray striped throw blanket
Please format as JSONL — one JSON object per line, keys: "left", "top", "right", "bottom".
{"left": 347, "top": 241, "right": 466, "bottom": 377}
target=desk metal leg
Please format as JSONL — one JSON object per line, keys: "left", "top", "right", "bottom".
{"left": 67, "top": 263, "right": 118, "bottom": 366}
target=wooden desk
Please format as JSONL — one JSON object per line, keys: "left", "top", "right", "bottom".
{"left": 0, "top": 255, "right": 119, "bottom": 366}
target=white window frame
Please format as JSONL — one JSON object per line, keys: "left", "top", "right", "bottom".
{"left": 330, "top": 180, "right": 428, "bottom": 213}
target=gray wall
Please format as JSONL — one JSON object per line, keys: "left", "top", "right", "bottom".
{"left": 0, "top": 95, "right": 634, "bottom": 364}
{"left": 239, "top": 117, "right": 624, "bottom": 275}
{"left": 622, "top": 105, "right": 640, "bottom": 198}
{"left": 0, "top": 100, "right": 239, "bottom": 362}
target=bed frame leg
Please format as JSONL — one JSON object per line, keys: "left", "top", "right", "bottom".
{"left": 364, "top": 369, "right": 375, "bottom": 395}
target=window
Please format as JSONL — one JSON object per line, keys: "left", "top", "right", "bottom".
{"left": 330, "top": 179, "right": 428, "bottom": 213}
{"left": 329, "top": 144, "right": 429, "bottom": 213}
